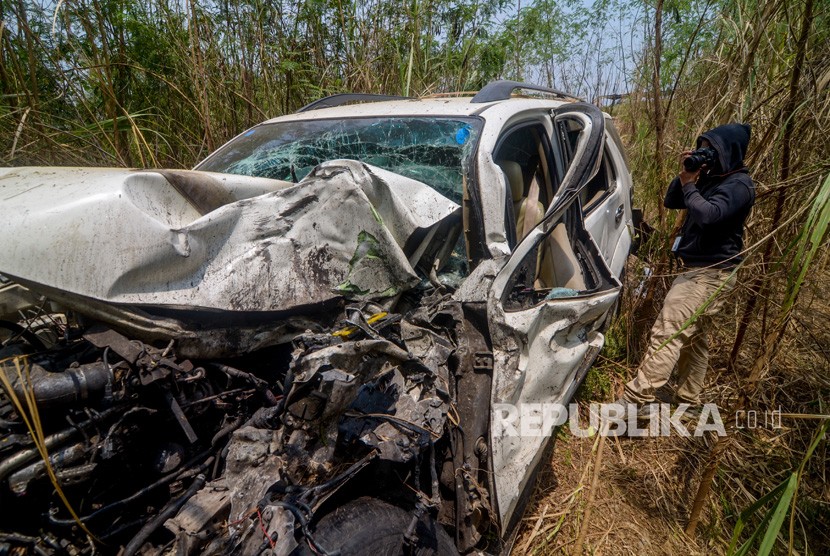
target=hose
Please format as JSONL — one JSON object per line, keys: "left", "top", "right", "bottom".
{"left": 0, "top": 406, "right": 121, "bottom": 482}
{"left": 121, "top": 474, "right": 206, "bottom": 556}
{"left": 208, "top": 363, "right": 278, "bottom": 406}
{"left": 47, "top": 449, "right": 213, "bottom": 526}
{"left": 5, "top": 361, "right": 113, "bottom": 409}
{"left": 211, "top": 415, "right": 245, "bottom": 447}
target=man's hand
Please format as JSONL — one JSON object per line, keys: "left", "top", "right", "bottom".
{"left": 679, "top": 150, "right": 701, "bottom": 186}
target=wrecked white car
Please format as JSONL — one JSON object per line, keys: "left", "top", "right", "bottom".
{"left": 0, "top": 81, "right": 633, "bottom": 555}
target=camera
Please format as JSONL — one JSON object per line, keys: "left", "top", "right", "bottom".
{"left": 683, "top": 147, "right": 717, "bottom": 171}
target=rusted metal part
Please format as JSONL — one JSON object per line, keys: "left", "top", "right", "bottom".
{"left": 8, "top": 442, "right": 92, "bottom": 495}
{"left": 84, "top": 325, "right": 143, "bottom": 364}
{"left": 0, "top": 406, "right": 121, "bottom": 483}
{"left": 167, "top": 299, "right": 461, "bottom": 553}
{"left": 164, "top": 390, "right": 199, "bottom": 444}
{"left": 445, "top": 302, "right": 494, "bottom": 551}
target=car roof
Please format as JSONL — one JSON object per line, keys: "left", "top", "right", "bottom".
{"left": 260, "top": 95, "right": 575, "bottom": 124}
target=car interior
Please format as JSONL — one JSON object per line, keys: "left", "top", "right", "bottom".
{"left": 557, "top": 118, "right": 615, "bottom": 213}
{"left": 495, "top": 123, "right": 588, "bottom": 293}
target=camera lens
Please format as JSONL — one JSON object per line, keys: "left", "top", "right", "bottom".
{"left": 684, "top": 147, "right": 715, "bottom": 172}
{"left": 684, "top": 155, "right": 704, "bottom": 172}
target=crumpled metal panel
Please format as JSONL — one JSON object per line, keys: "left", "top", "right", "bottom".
{"left": 174, "top": 298, "right": 457, "bottom": 554}
{"left": 0, "top": 161, "right": 458, "bottom": 324}
{"left": 484, "top": 223, "right": 619, "bottom": 529}
{"left": 283, "top": 320, "right": 452, "bottom": 471}
{"left": 0, "top": 161, "right": 460, "bottom": 357}
{"left": 487, "top": 292, "right": 616, "bottom": 526}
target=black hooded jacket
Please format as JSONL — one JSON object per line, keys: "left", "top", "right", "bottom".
{"left": 664, "top": 123, "right": 755, "bottom": 267}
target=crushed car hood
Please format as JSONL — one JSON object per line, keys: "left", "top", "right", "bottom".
{"left": 0, "top": 162, "right": 460, "bottom": 354}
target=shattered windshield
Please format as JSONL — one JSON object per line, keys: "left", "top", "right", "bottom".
{"left": 197, "top": 117, "right": 483, "bottom": 203}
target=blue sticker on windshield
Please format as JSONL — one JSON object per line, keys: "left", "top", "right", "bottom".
{"left": 455, "top": 126, "right": 470, "bottom": 145}
{"left": 244, "top": 129, "right": 256, "bottom": 137}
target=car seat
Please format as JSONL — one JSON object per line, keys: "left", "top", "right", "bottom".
{"left": 497, "top": 160, "right": 543, "bottom": 240}
{"left": 497, "top": 160, "right": 586, "bottom": 292}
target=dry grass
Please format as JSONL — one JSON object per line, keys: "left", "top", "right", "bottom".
{"left": 520, "top": 263, "right": 830, "bottom": 555}
{"left": 1, "top": 0, "right": 828, "bottom": 554}
{"left": 516, "top": 426, "right": 713, "bottom": 555}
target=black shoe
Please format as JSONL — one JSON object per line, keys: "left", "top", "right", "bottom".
{"left": 674, "top": 403, "right": 703, "bottom": 422}
{"left": 613, "top": 397, "right": 660, "bottom": 420}
{"left": 655, "top": 388, "right": 675, "bottom": 404}
{"left": 636, "top": 402, "right": 661, "bottom": 420}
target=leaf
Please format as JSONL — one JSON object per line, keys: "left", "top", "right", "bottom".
{"left": 727, "top": 420, "right": 830, "bottom": 556}
{"left": 727, "top": 478, "right": 787, "bottom": 556}
{"left": 756, "top": 473, "right": 798, "bottom": 556}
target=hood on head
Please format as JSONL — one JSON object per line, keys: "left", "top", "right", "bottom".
{"left": 697, "top": 123, "right": 751, "bottom": 174}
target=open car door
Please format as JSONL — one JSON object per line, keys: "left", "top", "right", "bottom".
{"left": 486, "top": 103, "right": 622, "bottom": 534}
{"left": 553, "top": 110, "right": 632, "bottom": 277}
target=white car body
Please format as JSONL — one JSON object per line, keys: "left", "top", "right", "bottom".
{"left": 200, "top": 94, "right": 633, "bottom": 529}
{"left": 0, "top": 82, "right": 633, "bottom": 554}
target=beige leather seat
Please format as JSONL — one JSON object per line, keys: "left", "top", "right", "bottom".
{"left": 497, "top": 160, "right": 543, "bottom": 240}
{"left": 497, "top": 160, "right": 586, "bottom": 292}
{"left": 541, "top": 223, "right": 586, "bottom": 291}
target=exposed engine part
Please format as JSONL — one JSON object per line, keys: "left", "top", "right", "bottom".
{"left": 121, "top": 473, "right": 207, "bottom": 556}
{"left": 7, "top": 362, "right": 113, "bottom": 409}
{"left": 8, "top": 442, "right": 91, "bottom": 495}
{"left": 0, "top": 311, "right": 275, "bottom": 554}
{"left": 0, "top": 405, "right": 121, "bottom": 482}
{"left": 0, "top": 288, "right": 494, "bottom": 555}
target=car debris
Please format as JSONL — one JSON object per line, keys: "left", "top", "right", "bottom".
{"left": 0, "top": 288, "right": 476, "bottom": 555}
{"left": 0, "top": 160, "right": 460, "bottom": 358}
{"left": 0, "top": 81, "right": 634, "bottom": 555}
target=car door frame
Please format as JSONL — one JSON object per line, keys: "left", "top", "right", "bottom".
{"left": 485, "top": 103, "right": 622, "bottom": 536}
{"left": 581, "top": 136, "right": 632, "bottom": 277}
{"left": 553, "top": 113, "right": 632, "bottom": 277}
{"left": 601, "top": 131, "right": 634, "bottom": 274}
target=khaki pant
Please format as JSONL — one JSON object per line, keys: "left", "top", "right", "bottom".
{"left": 625, "top": 267, "right": 736, "bottom": 404}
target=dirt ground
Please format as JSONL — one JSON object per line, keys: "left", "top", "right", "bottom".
{"left": 514, "top": 425, "right": 721, "bottom": 555}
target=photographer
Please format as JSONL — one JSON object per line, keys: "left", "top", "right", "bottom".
{"left": 621, "top": 123, "right": 755, "bottom": 413}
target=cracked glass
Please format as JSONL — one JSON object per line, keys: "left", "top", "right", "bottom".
{"left": 198, "top": 117, "right": 483, "bottom": 204}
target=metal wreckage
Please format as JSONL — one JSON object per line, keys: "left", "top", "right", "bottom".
{"left": 0, "top": 139, "right": 622, "bottom": 554}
